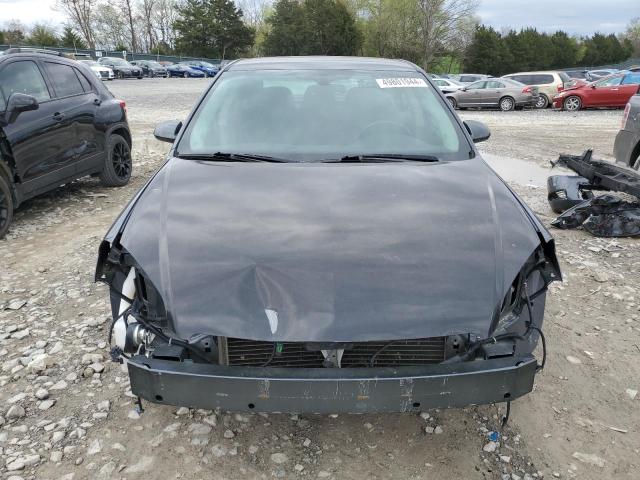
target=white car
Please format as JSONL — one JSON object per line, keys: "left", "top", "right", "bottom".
{"left": 79, "top": 59, "right": 115, "bottom": 81}
{"left": 433, "top": 78, "right": 465, "bottom": 93}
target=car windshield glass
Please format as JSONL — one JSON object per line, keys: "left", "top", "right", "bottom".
{"left": 147, "top": 61, "right": 162, "bottom": 67}
{"left": 81, "top": 60, "right": 99, "bottom": 66}
{"left": 110, "top": 58, "right": 129, "bottom": 66}
{"left": 200, "top": 62, "right": 215, "bottom": 67}
{"left": 177, "top": 69, "right": 469, "bottom": 162}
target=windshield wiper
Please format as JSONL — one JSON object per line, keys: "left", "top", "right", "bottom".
{"left": 325, "top": 154, "right": 441, "bottom": 163}
{"left": 176, "top": 152, "right": 293, "bottom": 163}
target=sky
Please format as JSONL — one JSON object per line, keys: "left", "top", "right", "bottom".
{"left": 477, "top": 0, "right": 637, "bottom": 35}
{"left": 0, "top": 0, "right": 637, "bottom": 36}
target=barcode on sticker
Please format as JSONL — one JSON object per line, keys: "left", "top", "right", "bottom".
{"left": 376, "top": 78, "right": 428, "bottom": 88}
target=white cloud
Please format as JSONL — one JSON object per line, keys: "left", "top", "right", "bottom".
{"left": 1, "top": 0, "right": 67, "bottom": 29}
{"left": 477, "top": 0, "right": 635, "bottom": 35}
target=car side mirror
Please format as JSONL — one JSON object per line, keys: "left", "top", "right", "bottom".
{"left": 3, "top": 93, "right": 38, "bottom": 123}
{"left": 461, "top": 87, "right": 467, "bottom": 91}
{"left": 591, "top": 84, "right": 596, "bottom": 89}
{"left": 154, "top": 119, "right": 182, "bottom": 143}
{"left": 463, "top": 120, "right": 491, "bottom": 143}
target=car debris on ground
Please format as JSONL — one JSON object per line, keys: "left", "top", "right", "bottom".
{"left": 548, "top": 149, "right": 640, "bottom": 237}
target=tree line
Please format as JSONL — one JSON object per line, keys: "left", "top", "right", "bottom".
{"left": 1, "top": 1, "right": 638, "bottom": 72}
{"left": 465, "top": 26, "right": 636, "bottom": 77}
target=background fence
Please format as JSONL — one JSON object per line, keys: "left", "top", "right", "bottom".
{"left": 0, "top": 44, "right": 221, "bottom": 65}
{"left": 2, "top": 44, "right": 638, "bottom": 73}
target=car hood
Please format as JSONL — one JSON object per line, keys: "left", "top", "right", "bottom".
{"left": 110, "top": 157, "right": 544, "bottom": 342}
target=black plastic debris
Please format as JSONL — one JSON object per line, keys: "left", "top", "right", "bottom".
{"left": 551, "top": 194, "right": 640, "bottom": 237}
{"left": 548, "top": 150, "right": 640, "bottom": 237}
{"left": 547, "top": 175, "right": 595, "bottom": 213}
{"left": 551, "top": 149, "right": 640, "bottom": 199}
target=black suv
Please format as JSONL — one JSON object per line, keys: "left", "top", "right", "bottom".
{"left": 0, "top": 52, "right": 132, "bottom": 238}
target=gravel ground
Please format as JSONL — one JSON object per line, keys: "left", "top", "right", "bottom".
{"left": 0, "top": 78, "right": 638, "bottom": 480}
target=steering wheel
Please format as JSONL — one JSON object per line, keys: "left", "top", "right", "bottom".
{"left": 357, "top": 121, "right": 412, "bottom": 140}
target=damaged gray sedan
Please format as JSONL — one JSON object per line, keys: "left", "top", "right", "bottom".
{"left": 96, "top": 57, "right": 561, "bottom": 413}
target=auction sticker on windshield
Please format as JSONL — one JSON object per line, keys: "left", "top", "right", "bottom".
{"left": 376, "top": 78, "right": 428, "bottom": 88}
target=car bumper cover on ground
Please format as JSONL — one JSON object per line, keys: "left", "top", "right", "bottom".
{"left": 127, "top": 355, "right": 538, "bottom": 413}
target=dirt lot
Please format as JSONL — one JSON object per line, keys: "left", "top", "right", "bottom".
{"left": 1, "top": 78, "right": 638, "bottom": 480}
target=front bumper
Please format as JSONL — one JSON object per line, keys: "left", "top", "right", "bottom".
{"left": 552, "top": 95, "right": 568, "bottom": 109}
{"left": 127, "top": 355, "right": 538, "bottom": 413}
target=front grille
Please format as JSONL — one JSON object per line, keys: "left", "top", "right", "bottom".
{"left": 223, "top": 337, "right": 446, "bottom": 368}
{"left": 341, "top": 338, "right": 446, "bottom": 367}
{"left": 99, "top": 71, "right": 108, "bottom": 78}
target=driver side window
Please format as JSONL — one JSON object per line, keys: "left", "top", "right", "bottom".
{"left": 0, "top": 61, "right": 51, "bottom": 105}
{"left": 468, "top": 81, "right": 487, "bottom": 89}
{"left": 596, "top": 76, "right": 622, "bottom": 87}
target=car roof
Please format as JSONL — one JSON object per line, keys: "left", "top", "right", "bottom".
{"left": 0, "top": 52, "right": 77, "bottom": 64}
{"left": 504, "top": 71, "right": 560, "bottom": 75}
{"left": 226, "top": 56, "right": 419, "bottom": 71}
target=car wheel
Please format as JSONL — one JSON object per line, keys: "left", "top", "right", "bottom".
{"left": 564, "top": 96, "right": 582, "bottom": 111}
{"left": 183, "top": 72, "right": 189, "bottom": 78}
{"left": 117, "top": 71, "right": 124, "bottom": 79}
{"left": 447, "top": 97, "right": 457, "bottom": 109}
{"left": 534, "top": 95, "right": 549, "bottom": 109}
{"left": 499, "top": 96, "right": 515, "bottom": 111}
{"left": 0, "top": 173, "right": 14, "bottom": 239}
{"left": 99, "top": 134, "right": 132, "bottom": 187}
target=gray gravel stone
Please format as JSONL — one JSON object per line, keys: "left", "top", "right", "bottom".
{"left": 35, "top": 388, "right": 49, "bottom": 400}
{"left": 87, "top": 439, "right": 102, "bottom": 455}
{"left": 6, "top": 405, "right": 26, "bottom": 419}
{"left": 38, "top": 399, "right": 56, "bottom": 410}
{"left": 271, "top": 452, "right": 288, "bottom": 464}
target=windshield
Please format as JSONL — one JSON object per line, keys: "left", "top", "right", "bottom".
{"left": 147, "top": 61, "right": 162, "bottom": 67}
{"left": 177, "top": 70, "right": 469, "bottom": 162}
{"left": 81, "top": 60, "right": 99, "bottom": 66}
{"left": 200, "top": 62, "right": 215, "bottom": 67}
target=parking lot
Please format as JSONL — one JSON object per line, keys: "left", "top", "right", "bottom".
{"left": 1, "top": 78, "right": 638, "bottom": 480}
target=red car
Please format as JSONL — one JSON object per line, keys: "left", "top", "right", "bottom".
{"left": 553, "top": 72, "right": 640, "bottom": 111}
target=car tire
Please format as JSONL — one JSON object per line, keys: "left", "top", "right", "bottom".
{"left": 534, "top": 95, "right": 549, "bottom": 109}
{"left": 183, "top": 72, "right": 189, "bottom": 78}
{"left": 0, "top": 173, "right": 14, "bottom": 240}
{"left": 99, "top": 134, "right": 132, "bottom": 187}
{"left": 447, "top": 97, "right": 457, "bottom": 109}
{"left": 117, "top": 71, "right": 124, "bottom": 80}
{"left": 499, "top": 96, "right": 515, "bottom": 111}
{"left": 564, "top": 96, "right": 582, "bottom": 111}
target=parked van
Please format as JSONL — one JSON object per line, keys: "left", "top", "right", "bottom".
{"left": 502, "top": 71, "right": 571, "bottom": 108}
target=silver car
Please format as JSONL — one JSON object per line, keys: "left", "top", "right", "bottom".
{"left": 445, "top": 78, "right": 538, "bottom": 111}
{"left": 433, "top": 77, "right": 465, "bottom": 93}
